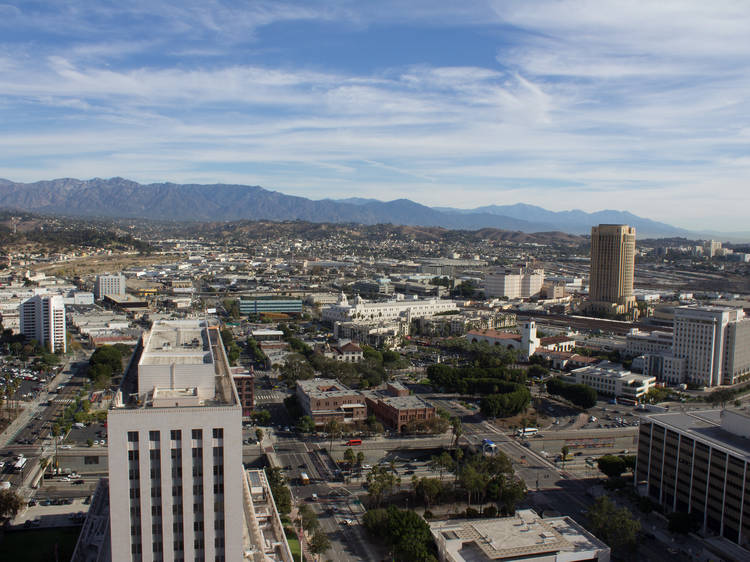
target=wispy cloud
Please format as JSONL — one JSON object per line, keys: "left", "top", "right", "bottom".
{"left": 0, "top": 1, "right": 748, "bottom": 230}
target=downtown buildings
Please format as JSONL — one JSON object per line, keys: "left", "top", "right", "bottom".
{"left": 588, "top": 224, "right": 636, "bottom": 315}
{"left": 483, "top": 265, "right": 544, "bottom": 300}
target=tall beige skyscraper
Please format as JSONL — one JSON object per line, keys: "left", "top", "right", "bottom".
{"left": 588, "top": 224, "right": 636, "bottom": 315}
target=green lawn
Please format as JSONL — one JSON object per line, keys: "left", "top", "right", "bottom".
{"left": 0, "top": 526, "right": 81, "bottom": 561}
{"left": 285, "top": 527, "right": 301, "bottom": 561}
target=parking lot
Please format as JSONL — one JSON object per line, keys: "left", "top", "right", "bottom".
{"left": 64, "top": 422, "right": 108, "bottom": 447}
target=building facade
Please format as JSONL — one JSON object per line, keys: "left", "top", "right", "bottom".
{"left": 95, "top": 274, "right": 127, "bottom": 300}
{"left": 19, "top": 294, "right": 66, "bottom": 353}
{"left": 108, "top": 320, "right": 243, "bottom": 562}
{"left": 295, "top": 378, "right": 367, "bottom": 426}
{"left": 588, "top": 224, "right": 636, "bottom": 315}
{"left": 484, "top": 267, "right": 544, "bottom": 300}
{"left": 636, "top": 410, "right": 750, "bottom": 547}
{"left": 322, "top": 293, "right": 458, "bottom": 324}
{"left": 233, "top": 374, "right": 255, "bottom": 418}
{"left": 238, "top": 298, "right": 302, "bottom": 315}
{"left": 567, "top": 362, "right": 656, "bottom": 402}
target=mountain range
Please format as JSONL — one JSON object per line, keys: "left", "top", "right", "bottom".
{"left": 0, "top": 177, "right": 692, "bottom": 237}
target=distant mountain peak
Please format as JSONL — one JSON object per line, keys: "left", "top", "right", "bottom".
{"left": 0, "top": 177, "right": 691, "bottom": 237}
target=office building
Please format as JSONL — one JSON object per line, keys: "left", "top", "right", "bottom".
{"left": 19, "top": 294, "right": 66, "bottom": 353}
{"left": 567, "top": 362, "right": 656, "bottom": 403}
{"left": 624, "top": 329, "right": 673, "bottom": 358}
{"left": 108, "top": 319, "right": 243, "bottom": 562}
{"left": 588, "top": 224, "right": 636, "bottom": 315}
{"left": 430, "top": 509, "right": 610, "bottom": 562}
{"left": 238, "top": 298, "right": 302, "bottom": 315}
{"left": 659, "top": 306, "right": 750, "bottom": 387}
{"left": 484, "top": 266, "right": 544, "bottom": 300}
{"left": 636, "top": 409, "right": 750, "bottom": 547}
{"left": 95, "top": 274, "right": 127, "bottom": 300}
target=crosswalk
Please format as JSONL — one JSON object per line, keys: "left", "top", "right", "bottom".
{"left": 255, "top": 391, "right": 285, "bottom": 404}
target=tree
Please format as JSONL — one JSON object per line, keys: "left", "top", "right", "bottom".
{"left": 325, "top": 419, "right": 340, "bottom": 453}
{"left": 561, "top": 445, "right": 570, "bottom": 468}
{"left": 431, "top": 451, "right": 454, "bottom": 480}
{"left": 296, "top": 415, "right": 315, "bottom": 433}
{"left": 415, "top": 477, "right": 444, "bottom": 508}
{"left": 499, "top": 475, "right": 527, "bottom": 515}
{"left": 0, "top": 488, "right": 24, "bottom": 519}
{"left": 344, "top": 447, "right": 356, "bottom": 466}
{"left": 356, "top": 451, "right": 365, "bottom": 468}
{"left": 546, "top": 378, "right": 597, "bottom": 410}
{"left": 450, "top": 417, "right": 462, "bottom": 449}
{"left": 363, "top": 506, "right": 436, "bottom": 561}
{"left": 366, "top": 466, "right": 398, "bottom": 508}
{"left": 310, "top": 529, "right": 331, "bottom": 557}
{"left": 597, "top": 455, "right": 627, "bottom": 478}
{"left": 586, "top": 496, "right": 640, "bottom": 555}
{"left": 298, "top": 503, "right": 320, "bottom": 533}
{"left": 255, "top": 428, "right": 264, "bottom": 443}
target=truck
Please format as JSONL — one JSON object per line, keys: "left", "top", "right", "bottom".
{"left": 300, "top": 472, "right": 310, "bottom": 485}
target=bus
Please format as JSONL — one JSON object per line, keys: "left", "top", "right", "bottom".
{"left": 300, "top": 472, "right": 310, "bottom": 485}
{"left": 516, "top": 427, "right": 538, "bottom": 438}
{"left": 346, "top": 439, "right": 362, "bottom": 446}
{"left": 13, "top": 456, "right": 27, "bottom": 473}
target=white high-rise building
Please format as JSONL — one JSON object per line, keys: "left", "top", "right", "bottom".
{"left": 664, "top": 306, "right": 750, "bottom": 387}
{"left": 95, "top": 274, "right": 127, "bottom": 300}
{"left": 108, "top": 319, "right": 242, "bottom": 562}
{"left": 19, "top": 294, "right": 66, "bottom": 353}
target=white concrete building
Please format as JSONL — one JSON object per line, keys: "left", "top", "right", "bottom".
{"left": 484, "top": 267, "right": 544, "bottom": 299}
{"left": 108, "top": 319, "right": 243, "bottom": 562}
{"left": 568, "top": 362, "right": 656, "bottom": 402}
{"left": 671, "top": 306, "right": 750, "bottom": 387}
{"left": 19, "top": 294, "right": 66, "bottom": 352}
{"left": 95, "top": 274, "right": 127, "bottom": 300}
{"left": 624, "top": 329, "right": 673, "bottom": 358}
{"left": 322, "top": 292, "right": 458, "bottom": 324}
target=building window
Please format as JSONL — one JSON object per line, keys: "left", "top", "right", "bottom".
{"left": 171, "top": 430, "right": 182, "bottom": 441}
{"left": 128, "top": 450, "right": 139, "bottom": 461}
{"left": 212, "top": 428, "right": 223, "bottom": 439}
{"left": 149, "top": 430, "right": 160, "bottom": 442}
{"left": 128, "top": 431, "right": 139, "bottom": 442}
{"left": 192, "top": 429, "right": 202, "bottom": 440}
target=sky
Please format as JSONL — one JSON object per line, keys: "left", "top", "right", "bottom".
{"left": 0, "top": 1, "right": 749, "bottom": 231}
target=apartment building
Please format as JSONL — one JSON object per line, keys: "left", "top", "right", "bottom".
{"left": 108, "top": 320, "right": 243, "bottom": 562}
{"left": 238, "top": 298, "right": 302, "bottom": 315}
{"left": 588, "top": 224, "right": 636, "bottom": 315}
{"left": 95, "top": 274, "right": 127, "bottom": 300}
{"left": 19, "top": 294, "right": 66, "bottom": 353}
{"left": 636, "top": 410, "right": 750, "bottom": 547}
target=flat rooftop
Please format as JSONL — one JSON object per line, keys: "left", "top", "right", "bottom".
{"left": 430, "top": 509, "right": 608, "bottom": 561}
{"left": 113, "top": 319, "right": 238, "bottom": 409}
{"left": 297, "top": 378, "right": 360, "bottom": 399}
{"left": 381, "top": 394, "right": 433, "bottom": 410}
{"left": 642, "top": 409, "right": 750, "bottom": 460}
{"left": 140, "top": 321, "right": 211, "bottom": 366}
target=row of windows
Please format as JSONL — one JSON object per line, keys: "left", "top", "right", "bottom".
{"left": 127, "top": 428, "right": 224, "bottom": 443}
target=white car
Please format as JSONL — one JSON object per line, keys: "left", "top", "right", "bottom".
{"left": 362, "top": 464, "right": 372, "bottom": 470}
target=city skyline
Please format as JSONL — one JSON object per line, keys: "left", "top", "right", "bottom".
{"left": 0, "top": 1, "right": 749, "bottom": 230}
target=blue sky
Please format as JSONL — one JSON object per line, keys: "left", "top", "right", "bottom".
{"left": 0, "top": 1, "right": 749, "bottom": 231}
